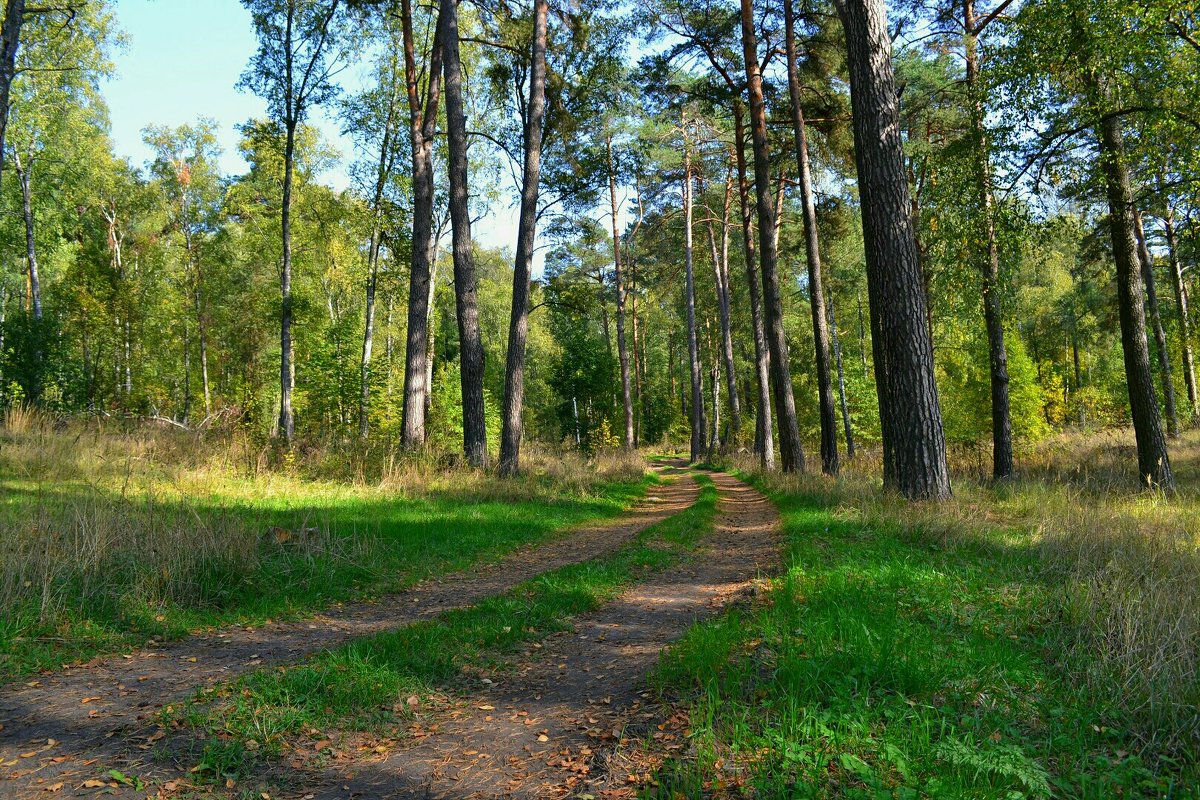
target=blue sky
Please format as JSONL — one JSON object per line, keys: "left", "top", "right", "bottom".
{"left": 103, "top": 0, "right": 526, "bottom": 251}
{"left": 104, "top": 0, "right": 356, "bottom": 185}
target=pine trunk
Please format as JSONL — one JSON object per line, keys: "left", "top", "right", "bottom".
{"left": 683, "top": 140, "right": 706, "bottom": 464}
{"left": 739, "top": 0, "right": 805, "bottom": 473}
{"left": 733, "top": 103, "right": 775, "bottom": 470}
{"left": 441, "top": 0, "right": 489, "bottom": 467}
{"left": 785, "top": 0, "right": 838, "bottom": 475}
{"left": 607, "top": 136, "right": 636, "bottom": 450}
{"left": 1091, "top": 84, "right": 1173, "bottom": 488}
{"left": 835, "top": 0, "right": 951, "bottom": 500}
{"left": 963, "top": 0, "right": 1012, "bottom": 479}
{"left": 499, "top": 0, "right": 549, "bottom": 476}
{"left": 1134, "top": 209, "right": 1180, "bottom": 438}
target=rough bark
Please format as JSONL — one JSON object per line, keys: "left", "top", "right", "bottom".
{"left": 1163, "top": 204, "right": 1198, "bottom": 421}
{"left": 963, "top": 0, "right": 1012, "bottom": 479}
{"left": 732, "top": 104, "right": 774, "bottom": 470}
{"left": 0, "top": 0, "right": 23, "bottom": 185}
{"left": 400, "top": 0, "right": 444, "bottom": 449}
{"left": 784, "top": 0, "right": 838, "bottom": 475}
{"left": 739, "top": 0, "right": 804, "bottom": 473}
{"left": 683, "top": 138, "right": 706, "bottom": 464}
{"left": 607, "top": 135, "right": 636, "bottom": 450}
{"left": 1134, "top": 209, "right": 1179, "bottom": 438}
{"left": 834, "top": 0, "right": 951, "bottom": 500}
{"left": 498, "top": 0, "right": 549, "bottom": 476}
{"left": 441, "top": 0, "right": 488, "bottom": 467}
{"left": 1092, "top": 88, "right": 1173, "bottom": 488}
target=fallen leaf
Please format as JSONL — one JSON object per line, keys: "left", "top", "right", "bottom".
{"left": 43, "top": 783, "right": 63, "bottom": 792}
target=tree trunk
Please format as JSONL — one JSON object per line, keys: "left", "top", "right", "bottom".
{"left": 1163, "top": 203, "right": 1198, "bottom": 422}
{"left": 739, "top": 0, "right": 804, "bottom": 473}
{"left": 733, "top": 104, "right": 774, "bottom": 470}
{"left": 785, "top": 0, "right": 838, "bottom": 475}
{"left": 607, "top": 136, "right": 635, "bottom": 450}
{"left": 683, "top": 136, "right": 706, "bottom": 464}
{"left": 277, "top": 5, "right": 298, "bottom": 443}
{"left": 360, "top": 53, "right": 402, "bottom": 441}
{"left": 835, "top": 0, "right": 951, "bottom": 500}
{"left": 1091, "top": 83, "right": 1173, "bottom": 488}
{"left": 498, "top": 0, "right": 549, "bottom": 476}
{"left": 15, "top": 152, "right": 40, "bottom": 320}
{"left": 0, "top": 0, "right": 23, "bottom": 186}
{"left": 829, "top": 291, "right": 856, "bottom": 459}
{"left": 441, "top": 0, "right": 488, "bottom": 467}
{"left": 963, "top": 0, "right": 1012, "bottom": 479}
{"left": 705, "top": 173, "right": 741, "bottom": 446}
{"left": 400, "top": 0, "right": 444, "bottom": 449}
{"left": 1134, "top": 209, "right": 1180, "bottom": 438}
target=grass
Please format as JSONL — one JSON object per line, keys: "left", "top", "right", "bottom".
{"left": 165, "top": 476, "right": 719, "bottom": 784}
{"left": 643, "top": 431, "right": 1200, "bottom": 799}
{"left": 0, "top": 413, "right": 652, "bottom": 681}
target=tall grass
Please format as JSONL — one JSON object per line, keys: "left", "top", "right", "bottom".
{"left": 728, "top": 427, "right": 1200, "bottom": 756}
{"left": 0, "top": 411, "right": 649, "bottom": 677}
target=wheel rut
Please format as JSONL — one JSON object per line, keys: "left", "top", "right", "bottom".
{"left": 293, "top": 470, "right": 782, "bottom": 800}
{"left": 0, "top": 468, "right": 700, "bottom": 797}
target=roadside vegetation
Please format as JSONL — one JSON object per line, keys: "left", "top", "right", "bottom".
{"left": 0, "top": 410, "right": 650, "bottom": 680}
{"left": 645, "top": 433, "right": 1200, "bottom": 798}
{"left": 163, "top": 477, "right": 718, "bottom": 785}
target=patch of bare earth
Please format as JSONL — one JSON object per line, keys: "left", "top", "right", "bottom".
{"left": 0, "top": 468, "right": 699, "bottom": 798}
{"left": 283, "top": 470, "right": 782, "bottom": 800}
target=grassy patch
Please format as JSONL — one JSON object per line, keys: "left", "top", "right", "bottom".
{"left": 646, "top": 480, "right": 1199, "bottom": 799}
{"left": 167, "top": 476, "right": 719, "bottom": 782}
{"left": 0, "top": 422, "right": 654, "bottom": 680}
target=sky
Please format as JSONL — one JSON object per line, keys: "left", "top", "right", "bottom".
{"left": 103, "top": 0, "right": 524, "bottom": 252}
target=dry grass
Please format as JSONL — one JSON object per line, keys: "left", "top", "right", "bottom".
{"left": 0, "top": 411, "right": 649, "bottom": 675}
{"left": 728, "top": 427, "right": 1200, "bottom": 756}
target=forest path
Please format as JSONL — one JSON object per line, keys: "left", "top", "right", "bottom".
{"left": 291, "top": 469, "right": 782, "bottom": 800}
{"left": 0, "top": 465, "right": 700, "bottom": 797}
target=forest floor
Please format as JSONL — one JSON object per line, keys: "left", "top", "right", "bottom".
{"left": 0, "top": 463, "right": 788, "bottom": 798}
{"left": 2, "top": 427, "right": 1199, "bottom": 798}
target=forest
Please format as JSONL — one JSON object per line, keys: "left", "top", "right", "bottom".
{"left": 1, "top": 0, "right": 1199, "bottom": 797}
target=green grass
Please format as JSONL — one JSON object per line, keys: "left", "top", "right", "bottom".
{"left": 0, "top": 435, "right": 654, "bottom": 680}
{"left": 167, "top": 476, "right": 719, "bottom": 783}
{"left": 645, "top": 480, "right": 1198, "bottom": 799}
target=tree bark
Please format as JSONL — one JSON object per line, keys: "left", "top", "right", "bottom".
{"left": 784, "top": 0, "right": 838, "bottom": 475}
{"left": 0, "top": 0, "right": 24, "bottom": 187}
{"left": 1163, "top": 203, "right": 1198, "bottom": 422}
{"left": 705, "top": 172, "right": 741, "bottom": 445}
{"left": 499, "top": 0, "right": 549, "bottom": 476}
{"left": 1091, "top": 85, "right": 1173, "bottom": 488}
{"left": 733, "top": 103, "right": 774, "bottom": 470}
{"left": 14, "top": 151, "right": 40, "bottom": 320}
{"left": 739, "top": 0, "right": 804, "bottom": 473}
{"left": 400, "top": 0, "right": 444, "bottom": 449}
{"left": 1134, "top": 209, "right": 1179, "bottom": 438}
{"left": 276, "top": 4, "right": 298, "bottom": 443}
{"left": 683, "top": 134, "right": 706, "bottom": 464}
{"left": 441, "top": 0, "right": 488, "bottom": 467}
{"left": 607, "top": 135, "right": 636, "bottom": 450}
{"left": 963, "top": 0, "right": 1012, "bottom": 479}
{"left": 834, "top": 0, "right": 951, "bottom": 500}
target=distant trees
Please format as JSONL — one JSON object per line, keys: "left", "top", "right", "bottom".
{"left": 1, "top": 0, "right": 1197, "bottom": 495}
